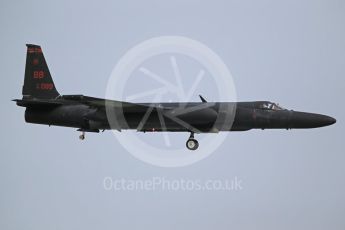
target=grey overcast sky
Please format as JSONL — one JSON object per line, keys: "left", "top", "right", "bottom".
{"left": 1, "top": 0, "right": 344, "bottom": 229}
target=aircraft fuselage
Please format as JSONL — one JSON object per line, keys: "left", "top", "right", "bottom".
{"left": 14, "top": 44, "right": 336, "bottom": 150}
{"left": 20, "top": 99, "right": 336, "bottom": 133}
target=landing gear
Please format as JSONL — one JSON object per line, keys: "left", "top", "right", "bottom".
{"left": 77, "top": 128, "right": 100, "bottom": 140}
{"left": 186, "top": 132, "right": 199, "bottom": 150}
{"left": 79, "top": 131, "right": 85, "bottom": 140}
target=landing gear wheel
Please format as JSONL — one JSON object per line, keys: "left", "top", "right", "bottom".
{"left": 79, "top": 132, "right": 85, "bottom": 140}
{"left": 186, "top": 138, "right": 199, "bottom": 150}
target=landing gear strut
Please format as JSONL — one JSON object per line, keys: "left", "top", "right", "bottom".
{"left": 79, "top": 131, "right": 85, "bottom": 140}
{"left": 186, "top": 132, "right": 199, "bottom": 150}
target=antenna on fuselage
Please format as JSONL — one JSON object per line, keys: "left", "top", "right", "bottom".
{"left": 199, "top": 95, "right": 207, "bottom": 103}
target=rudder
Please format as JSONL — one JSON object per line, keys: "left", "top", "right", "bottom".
{"left": 22, "top": 44, "right": 60, "bottom": 99}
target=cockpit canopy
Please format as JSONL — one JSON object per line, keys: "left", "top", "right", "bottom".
{"left": 257, "top": 101, "right": 285, "bottom": 111}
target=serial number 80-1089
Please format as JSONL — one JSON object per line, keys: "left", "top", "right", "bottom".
{"left": 36, "top": 83, "right": 54, "bottom": 90}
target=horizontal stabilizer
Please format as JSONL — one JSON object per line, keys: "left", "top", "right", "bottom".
{"left": 13, "top": 99, "right": 63, "bottom": 107}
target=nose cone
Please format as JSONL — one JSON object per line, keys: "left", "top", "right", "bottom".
{"left": 290, "top": 112, "right": 336, "bottom": 128}
{"left": 324, "top": 116, "right": 337, "bottom": 126}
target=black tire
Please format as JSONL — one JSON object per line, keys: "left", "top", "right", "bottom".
{"left": 186, "top": 138, "right": 199, "bottom": 150}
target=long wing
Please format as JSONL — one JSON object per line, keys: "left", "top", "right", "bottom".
{"left": 79, "top": 96, "right": 153, "bottom": 113}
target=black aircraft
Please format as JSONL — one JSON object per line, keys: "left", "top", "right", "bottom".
{"left": 14, "top": 44, "right": 336, "bottom": 150}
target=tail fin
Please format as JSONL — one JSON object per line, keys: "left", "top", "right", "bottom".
{"left": 22, "top": 44, "right": 60, "bottom": 99}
